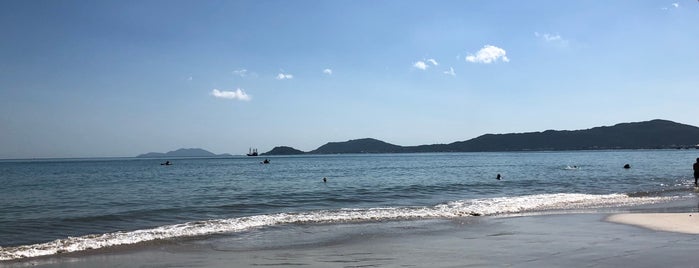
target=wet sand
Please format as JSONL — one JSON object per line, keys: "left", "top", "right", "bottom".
{"left": 5, "top": 209, "right": 699, "bottom": 268}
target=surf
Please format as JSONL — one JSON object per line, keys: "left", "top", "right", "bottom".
{"left": 0, "top": 193, "right": 674, "bottom": 261}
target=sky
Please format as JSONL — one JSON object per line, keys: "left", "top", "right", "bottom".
{"left": 1, "top": 0, "right": 698, "bottom": 158}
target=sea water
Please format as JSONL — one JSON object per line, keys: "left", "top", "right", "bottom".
{"left": 1, "top": 150, "right": 697, "bottom": 260}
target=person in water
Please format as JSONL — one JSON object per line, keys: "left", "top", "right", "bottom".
{"left": 323, "top": 177, "right": 327, "bottom": 183}
{"left": 496, "top": 174, "right": 501, "bottom": 180}
{"left": 693, "top": 158, "right": 699, "bottom": 187}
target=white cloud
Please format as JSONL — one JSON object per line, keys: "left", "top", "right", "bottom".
{"left": 413, "top": 61, "right": 428, "bottom": 70}
{"left": 414, "top": 59, "right": 439, "bottom": 70}
{"left": 276, "top": 73, "right": 293, "bottom": 80}
{"left": 443, "top": 67, "right": 455, "bottom": 76}
{"left": 323, "top": 68, "right": 333, "bottom": 75}
{"left": 233, "top": 69, "right": 248, "bottom": 77}
{"left": 535, "top": 32, "right": 561, "bottom": 42}
{"left": 466, "top": 45, "right": 509, "bottom": 64}
{"left": 211, "top": 88, "right": 251, "bottom": 101}
{"left": 662, "top": 3, "right": 679, "bottom": 10}
{"left": 535, "top": 32, "right": 569, "bottom": 46}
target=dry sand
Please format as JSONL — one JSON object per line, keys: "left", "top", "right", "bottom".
{"left": 607, "top": 213, "right": 699, "bottom": 234}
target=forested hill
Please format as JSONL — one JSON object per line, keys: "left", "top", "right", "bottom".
{"left": 309, "top": 138, "right": 405, "bottom": 154}
{"left": 262, "top": 119, "right": 699, "bottom": 155}
{"left": 137, "top": 148, "right": 232, "bottom": 158}
{"left": 443, "top": 119, "right": 699, "bottom": 152}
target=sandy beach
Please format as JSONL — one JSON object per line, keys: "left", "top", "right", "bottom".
{"left": 5, "top": 206, "right": 699, "bottom": 268}
{"left": 607, "top": 212, "right": 699, "bottom": 234}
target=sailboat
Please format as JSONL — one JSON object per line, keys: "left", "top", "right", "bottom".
{"left": 247, "top": 148, "right": 258, "bottom": 156}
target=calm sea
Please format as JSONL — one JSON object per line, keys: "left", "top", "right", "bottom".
{"left": 1, "top": 150, "right": 697, "bottom": 260}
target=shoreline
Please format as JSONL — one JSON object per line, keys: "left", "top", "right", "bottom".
{"left": 7, "top": 214, "right": 699, "bottom": 268}
{"left": 4, "top": 198, "right": 699, "bottom": 267}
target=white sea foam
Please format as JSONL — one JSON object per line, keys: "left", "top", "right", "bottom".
{"left": 0, "top": 193, "right": 672, "bottom": 261}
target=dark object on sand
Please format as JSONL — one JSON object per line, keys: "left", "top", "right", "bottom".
{"left": 623, "top": 164, "right": 630, "bottom": 169}
{"left": 693, "top": 158, "right": 699, "bottom": 187}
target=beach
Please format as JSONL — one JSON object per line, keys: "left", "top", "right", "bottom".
{"left": 2, "top": 152, "right": 699, "bottom": 267}
{"left": 5, "top": 199, "right": 699, "bottom": 268}
{"left": 3, "top": 0, "right": 699, "bottom": 266}
{"left": 607, "top": 213, "right": 699, "bottom": 235}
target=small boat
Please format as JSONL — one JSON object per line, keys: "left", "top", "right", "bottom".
{"left": 247, "top": 148, "right": 258, "bottom": 156}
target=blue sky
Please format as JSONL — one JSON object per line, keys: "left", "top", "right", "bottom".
{"left": 1, "top": 0, "right": 698, "bottom": 158}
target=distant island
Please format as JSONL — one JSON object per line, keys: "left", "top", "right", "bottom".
{"left": 261, "top": 119, "right": 699, "bottom": 155}
{"left": 137, "top": 148, "right": 232, "bottom": 158}
{"left": 263, "top": 146, "right": 305, "bottom": 155}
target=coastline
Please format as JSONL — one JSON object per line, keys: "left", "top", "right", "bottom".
{"left": 5, "top": 198, "right": 699, "bottom": 268}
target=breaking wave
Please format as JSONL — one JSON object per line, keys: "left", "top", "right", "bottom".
{"left": 0, "top": 193, "right": 673, "bottom": 261}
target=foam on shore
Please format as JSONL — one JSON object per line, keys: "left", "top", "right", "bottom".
{"left": 0, "top": 193, "right": 673, "bottom": 261}
{"left": 607, "top": 213, "right": 699, "bottom": 234}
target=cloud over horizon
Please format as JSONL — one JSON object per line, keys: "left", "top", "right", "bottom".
{"left": 466, "top": 45, "right": 509, "bottom": 64}
{"left": 211, "top": 88, "right": 251, "bottom": 101}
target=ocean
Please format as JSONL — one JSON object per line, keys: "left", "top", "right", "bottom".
{"left": 1, "top": 150, "right": 697, "bottom": 261}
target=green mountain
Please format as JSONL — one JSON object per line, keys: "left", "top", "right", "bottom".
{"left": 309, "top": 138, "right": 405, "bottom": 154}
{"left": 261, "top": 146, "right": 305, "bottom": 155}
{"left": 137, "top": 148, "right": 232, "bottom": 158}
{"left": 262, "top": 119, "right": 699, "bottom": 155}
{"left": 446, "top": 119, "right": 699, "bottom": 151}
